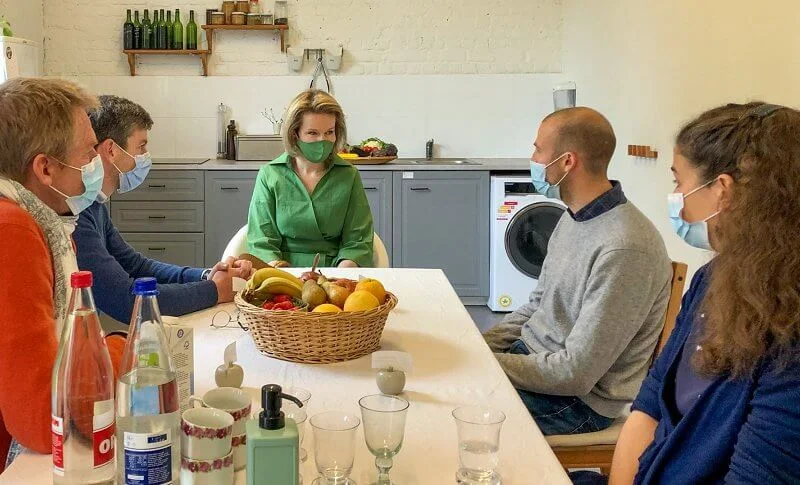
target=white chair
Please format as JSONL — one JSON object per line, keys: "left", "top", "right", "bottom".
{"left": 221, "top": 224, "right": 390, "bottom": 268}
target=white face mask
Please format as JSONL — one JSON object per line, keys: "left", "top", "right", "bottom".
{"left": 49, "top": 155, "right": 105, "bottom": 215}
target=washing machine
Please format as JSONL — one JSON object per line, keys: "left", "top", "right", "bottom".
{"left": 488, "top": 175, "right": 565, "bottom": 311}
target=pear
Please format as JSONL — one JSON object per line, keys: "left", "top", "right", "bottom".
{"left": 302, "top": 280, "right": 328, "bottom": 309}
{"left": 322, "top": 282, "right": 351, "bottom": 309}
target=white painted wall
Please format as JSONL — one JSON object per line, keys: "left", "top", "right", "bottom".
{"left": 562, "top": 0, "right": 800, "bottom": 276}
{"left": 0, "top": 0, "right": 43, "bottom": 43}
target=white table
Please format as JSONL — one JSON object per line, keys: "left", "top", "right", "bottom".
{"left": 2, "top": 268, "right": 568, "bottom": 485}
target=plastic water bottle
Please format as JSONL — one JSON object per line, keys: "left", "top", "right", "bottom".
{"left": 116, "top": 277, "right": 181, "bottom": 484}
{"left": 51, "top": 271, "right": 116, "bottom": 484}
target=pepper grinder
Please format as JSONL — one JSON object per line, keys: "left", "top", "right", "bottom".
{"left": 226, "top": 120, "right": 238, "bottom": 160}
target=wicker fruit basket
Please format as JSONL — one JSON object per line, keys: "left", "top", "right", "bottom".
{"left": 234, "top": 291, "right": 398, "bottom": 364}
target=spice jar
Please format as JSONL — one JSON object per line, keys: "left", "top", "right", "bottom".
{"left": 206, "top": 8, "right": 219, "bottom": 25}
{"left": 210, "top": 11, "right": 226, "bottom": 25}
{"left": 261, "top": 12, "right": 274, "bottom": 25}
{"left": 247, "top": 13, "right": 262, "bottom": 25}
{"left": 231, "top": 11, "right": 246, "bottom": 25}
{"left": 222, "top": 0, "right": 235, "bottom": 24}
{"left": 235, "top": 1, "right": 250, "bottom": 13}
{"left": 274, "top": 0, "right": 288, "bottom": 25}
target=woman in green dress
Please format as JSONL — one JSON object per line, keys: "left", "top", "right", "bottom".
{"left": 246, "top": 89, "right": 374, "bottom": 268}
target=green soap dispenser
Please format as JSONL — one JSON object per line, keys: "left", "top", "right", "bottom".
{"left": 247, "top": 384, "right": 304, "bottom": 485}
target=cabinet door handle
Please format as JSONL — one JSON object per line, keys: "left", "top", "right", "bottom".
{"left": 148, "top": 215, "right": 167, "bottom": 220}
{"left": 220, "top": 186, "right": 240, "bottom": 192}
{"left": 148, "top": 184, "right": 166, "bottom": 188}
{"left": 364, "top": 186, "right": 378, "bottom": 191}
{"left": 147, "top": 247, "right": 166, "bottom": 251}
{"left": 410, "top": 187, "right": 431, "bottom": 192}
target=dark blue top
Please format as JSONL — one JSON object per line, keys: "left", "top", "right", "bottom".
{"left": 632, "top": 263, "right": 800, "bottom": 484}
{"left": 570, "top": 180, "right": 627, "bottom": 222}
{"left": 74, "top": 202, "right": 218, "bottom": 323}
{"left": 674, "top": 316, "right": 713, "bottom": 416}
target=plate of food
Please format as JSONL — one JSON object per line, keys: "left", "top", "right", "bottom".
{"left": 339, "top": 137, "right": 398, "bottom": 164}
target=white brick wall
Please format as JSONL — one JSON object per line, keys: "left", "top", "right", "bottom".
{"left": 43, "top": 0, "right": 562, "bottom": 76}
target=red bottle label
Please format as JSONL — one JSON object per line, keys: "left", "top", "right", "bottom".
{"left": 51, "top": 416, "right": 64, "bottom": 475}
{"left": 93, "top": 404, "right": 115, "bottom": 468}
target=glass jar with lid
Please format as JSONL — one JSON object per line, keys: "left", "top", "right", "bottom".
{"left": 274, "top": 0, "right": 288, "bottom": 25}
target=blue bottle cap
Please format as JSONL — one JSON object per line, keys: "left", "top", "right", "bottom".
{"left": 133, "top": 277, "right": 159, "bottom": 295}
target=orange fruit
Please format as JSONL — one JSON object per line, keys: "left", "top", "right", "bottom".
{"left": 355, "top": 278, "right": 386, "bottom": 303}
{"left": 343, "top": 291, "right": 380, "bottom": 312}
{"left": 312, "top": 303, "right": 341, "bottom": 313}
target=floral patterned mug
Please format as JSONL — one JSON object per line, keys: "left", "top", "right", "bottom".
{"left": 190, "top": 387, "right": 253, "bottom": 435}
{"left": 181, "top": 407, "right": 234, "bottom": 461}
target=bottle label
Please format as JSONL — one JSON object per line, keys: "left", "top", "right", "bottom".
{"left": 93, "top": 401, "right": 115, "bottom": 468}
{"left": 123, "top": 430, "right": 172, "bottom": 485}
{"left": 51, "top": 415, "right": 64, "bottom": 476}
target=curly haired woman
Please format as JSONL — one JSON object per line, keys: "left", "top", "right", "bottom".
{"left": 575, "top": 102, "right": 800, "bottom": 484}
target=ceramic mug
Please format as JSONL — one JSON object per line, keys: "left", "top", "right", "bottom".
{"left": 231, "top": 433, "right": 247, "bottom": 471}
{"left": 190, "top": 387, "right": 252, "bottom": 435}
{"left": 181, "top": 407, "right": 234, "bottom": 461}
{"left": 180, "top": 449, "right": 234, "bottom": 485}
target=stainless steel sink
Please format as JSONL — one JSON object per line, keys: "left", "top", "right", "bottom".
{"left": 407, "top": 159, "right": 481, "bottom": 165}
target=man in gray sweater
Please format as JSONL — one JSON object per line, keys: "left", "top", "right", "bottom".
{"left": 484, "top": 107, "right": 671, "bottom": 436}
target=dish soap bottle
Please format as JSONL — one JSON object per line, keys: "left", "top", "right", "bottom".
{"left": 247, "top": 385, "right": 303, "bottom": 485}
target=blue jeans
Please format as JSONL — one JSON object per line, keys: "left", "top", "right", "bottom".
{"left": 508, "top": 339, "right": 614, "bottom": 436}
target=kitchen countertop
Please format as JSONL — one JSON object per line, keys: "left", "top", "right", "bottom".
{"left": 151, "top": 158, "right": 530, "bottom": 171}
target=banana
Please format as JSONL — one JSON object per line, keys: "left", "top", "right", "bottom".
{"left": 249, "top": 267, "right": 303, "bottom": 289}
{"left": 253, "top": 276, "right": 303, "bottom": 300}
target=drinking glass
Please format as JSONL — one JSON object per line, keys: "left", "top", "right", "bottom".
{"left": 359, "top": 395, "right": 409, "bottom": 485}
{"left": 452, "top": 406, "right": 505, "bottom": 485}
{"left": 310, "top": 412, "right": 361, "bottom": 485}
{"left": 283, "top": 386, "right": 311, "bottom": 462}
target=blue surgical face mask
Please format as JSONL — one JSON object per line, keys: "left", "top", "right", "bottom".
{"left": 530, "top": 152, "right": 570, "bottom": 199}
{"left": 50, "top": 155, "right": 105, "bottom": 215}
{"left": 667, "top": 179, "right": 719, "bottom": 251}
{"left": 113, "top": 143, "right": 152, "bottom": 194}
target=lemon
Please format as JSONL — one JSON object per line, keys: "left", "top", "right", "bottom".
{"left": 343, "top": 291, "right": 380, "bottom": 312}
{"left": 312, "top": 303, "right": 341, "bottom": 313}
{"left": 355, "top": 278, "right": 386, "bottom": 303}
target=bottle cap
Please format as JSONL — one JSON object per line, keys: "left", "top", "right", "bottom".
{"left": 133, "top": 277, "right": 158, "bottom": 295}
{"left": 70, "top": 271, "right": 93, "bottom": 288}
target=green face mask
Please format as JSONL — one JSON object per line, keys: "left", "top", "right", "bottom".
{"left": 297, "top": 140, "right": 335, "bottom": 164}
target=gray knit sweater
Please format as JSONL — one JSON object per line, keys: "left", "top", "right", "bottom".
{"left": 484, "top": 201, "right": 671, "bottom": 418}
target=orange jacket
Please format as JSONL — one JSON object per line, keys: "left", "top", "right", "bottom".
{"left": 0, "top": 199, "right": 124, "bottom": 468}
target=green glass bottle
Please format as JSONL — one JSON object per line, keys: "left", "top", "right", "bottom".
{"left": 186, "top": 10, "right": 197, "bottom": 50}
{"left": 141, "top": 9, "right": 152, "bottom": 49}
{"left": 133, "top": 10, "right": 142, "bottom": 49}
{"left": 152, "top": 10, "right": 160, "bottom": 49}
{"left": 123, "top": 9, "right": 134, "bottom": 50}
{"left": 158, "top": 9, "right": 169, "bottom": 49}
{"left": 172, "top": 9, "right": 183, "bottom": 50}
{"left": 165, "top": 10, "right": 173, "bottom": 50}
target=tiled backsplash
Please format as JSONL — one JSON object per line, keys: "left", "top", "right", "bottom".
{"left": 72, "top": 74, "right": 565, "bottom": 159}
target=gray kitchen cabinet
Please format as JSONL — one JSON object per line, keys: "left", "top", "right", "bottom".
{"left": 392, "top": 171, "right": 489, "bottom": 298}
{"left": 111, "top": 201, "right": 205, "bottom": 233}
{"left": 359, "top": 171, "right": 392, "bottom": 264}
{"left": 113, "top": 170, "right": 204, "bottom": 202}
{"left": 122, "top": 233, "right": 205, "bottom": 268}
{"left": 204, "top": 171, "right": 258, "bottom": 266}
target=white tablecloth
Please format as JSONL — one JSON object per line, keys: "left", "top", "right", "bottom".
{"left": 2, "top": 268, "right": 568, "bottom": 484}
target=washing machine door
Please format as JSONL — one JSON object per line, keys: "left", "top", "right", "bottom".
{"left": 504, "top": 201, "right": 565, "bottom": 279}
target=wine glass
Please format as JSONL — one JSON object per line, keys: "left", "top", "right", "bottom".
{"left": 359, "top": 395, "right": 410, "bottom": 485}
{"left": 283, "top": 386, "right": 311, "bottom": 462}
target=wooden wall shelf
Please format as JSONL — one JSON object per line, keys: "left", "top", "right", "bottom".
{"left": 124, "top": 49, "right": 210, "bottom": 76}
{"left": 202, "top": 24, "right": 288, "bottom": 53}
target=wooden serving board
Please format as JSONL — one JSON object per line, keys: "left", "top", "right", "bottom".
{"left": 348, "top": 156, "right": 398, "bottom": 165}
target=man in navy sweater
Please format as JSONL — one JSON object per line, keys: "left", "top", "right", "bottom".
{"left": 74, "top": 95, "right": 252, "bottom": 322}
